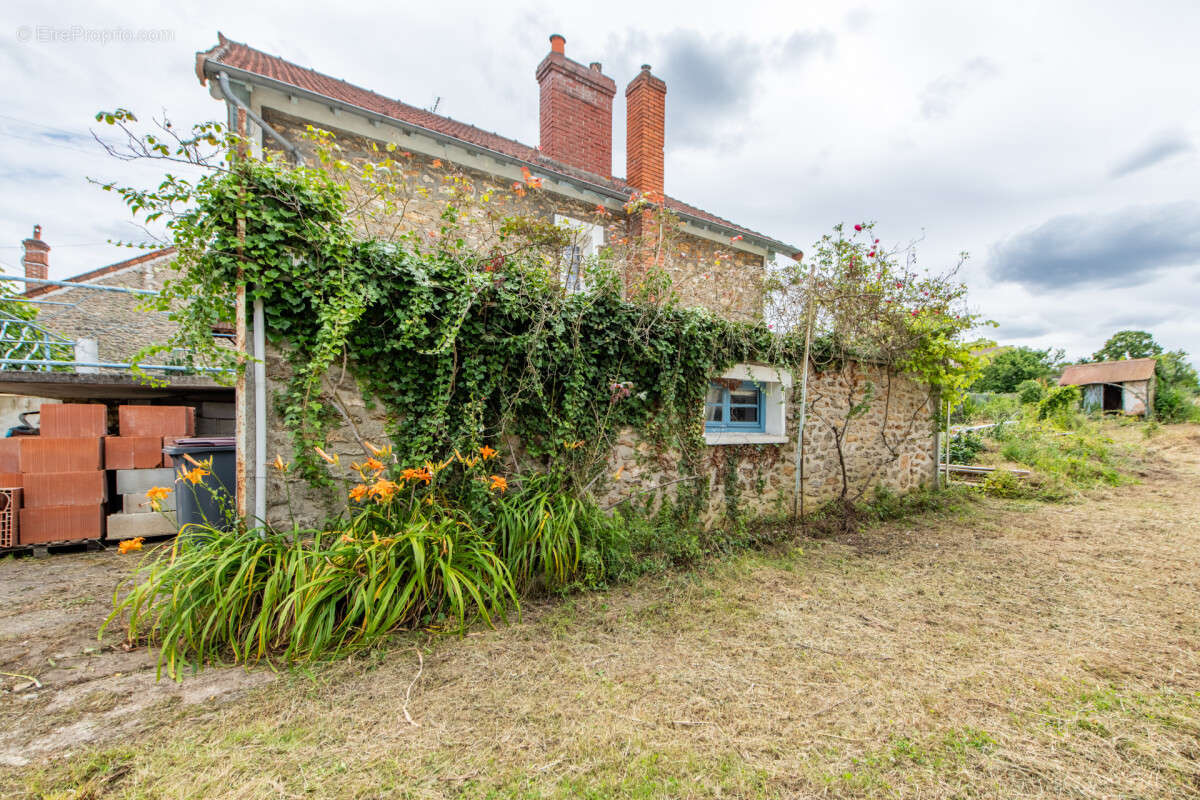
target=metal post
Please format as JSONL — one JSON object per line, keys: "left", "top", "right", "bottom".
{"left": 792, "top": 293, "right": 815, "bottom": 520}
{"left": 253, "top": 296, "right": 267, "bottom": 525}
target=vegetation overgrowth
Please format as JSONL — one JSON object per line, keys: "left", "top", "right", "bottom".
{"left": 95, "top": 111, "right": 983, "bottom": 675}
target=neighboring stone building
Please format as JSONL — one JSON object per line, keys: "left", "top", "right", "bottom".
{"left": 0, "top": 227, "right": 231, "bottom": 437}
{"left": 1059, "top": 358, "right": 1156, "bottom": 416}
{"left": 193, "top": 32, "right": 939, "bottom": 527}
{"left": 20, "top": 231, "right": 179, "bottom": 366}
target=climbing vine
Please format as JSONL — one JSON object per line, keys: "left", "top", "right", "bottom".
{"left": 97, "top": 111, "right": 981, "bottom": 521}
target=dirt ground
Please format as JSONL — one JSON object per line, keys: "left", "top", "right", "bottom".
{"left": 2, "top": 423, "right": 1198, "bottom": 798}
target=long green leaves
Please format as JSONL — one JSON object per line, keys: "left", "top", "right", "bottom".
{"left": 105, "top": 516, "right": 516, "bottom": 681}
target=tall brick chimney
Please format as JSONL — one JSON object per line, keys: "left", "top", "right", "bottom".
{"left": 22, "top": 225, "right": 49, "bottom": 281}
{"left": 536, "top": 34, "right": 617, "bottom": 178}
{"left": 625, "top": 65, "right": 667, "bottom": 197}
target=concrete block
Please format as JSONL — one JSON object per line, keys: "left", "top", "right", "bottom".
{"left": 115, "top": 467, "right": 176, "bottom": 495}
{"left": 123, "top": 491, "right": 175, "bottom": 513}
{"left": 106, "top": 511, "right": 177, "bottom": 540}
{"left": 23, "top": 471, "right": 107, "bottom": 507}
{"left": 40, "top": 404, "right": 108, "bottom": 437}
{"left": 200, "top": 401, "right": 236, "bottom": 420}
{"left": 19, "top": 505, "right": 104, "bottom": 544}
{"left": 105, "top": 436, "right": 164, "bottom": 470}
{"left": 20, "top": 437, "right": 104, "bottom": 473}
{"left": 196, "top": 417, "right": 235, "bottom": 435}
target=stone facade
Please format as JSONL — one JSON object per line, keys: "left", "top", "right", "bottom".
{"left": 262, "top": 109, "right": 765, "bottom": 324}
{"left": 28, "top": 250, "right": 181, "bottom": 366}
{"left": 597, "top": 363, "right": 937, "bottom": 526}
{"left": 262, "top": 348, "right": 937, "bottom": 530}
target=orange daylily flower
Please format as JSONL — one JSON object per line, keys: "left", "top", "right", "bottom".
{"left": 478, "top": 445, "right": 497, "bottom": 461}
{"left": 179, "top": 465, "right": 210, "bottom": 485}
{"left": 563, "top": 440, "right": 585, "bottom": 450}
{"left": 182, "top": 453, "right": 213, "bottom": 469}
{"left": 488, "top": 475, "right": 508, "bottom": 493}
{"left": 145, "top": 486, "right": 171, "bottom": 511}
{"left": 272, "top": 454, "right": 288, "bottom": 472}
{"left": 364, "top": 457, "right": 385, "bottom": 473}
{"left": 118, "top": 537, "right": 144, "bottom": 554}
{"left": 349, "top": 484, "right": 369, "bottom": 502}
{"left": 314, "top": 446, "right": 339, "bottom": 465}
{"left": 369, "top": 478, "right": 400, "bottom": 503}
{"left": 363, "top": 440, "right": 392, "bottom": 459}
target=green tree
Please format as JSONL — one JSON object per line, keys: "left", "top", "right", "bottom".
{"left": 1091, "top": 330, "right": 1162, "bottom": 361}
{"left": 971, "top": 346, "right": 1062, "bottom": 393}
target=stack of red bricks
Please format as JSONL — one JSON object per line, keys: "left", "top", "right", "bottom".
{"left": 0, "top": 403, "right": 196, "bottom": 547}
{"left": 17, "top": 404, "right": 108, "bottom": 544}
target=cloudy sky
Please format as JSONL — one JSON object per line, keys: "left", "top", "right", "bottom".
{"left": 1, "top": 0, "right": 1197, "bottom": 362}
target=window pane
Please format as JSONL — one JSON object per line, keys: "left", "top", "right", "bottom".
{"left": 730, "top": 405, "right": 758, "bottom": 423}
{"left": 705, "top": 384, "right": 724, "bottom": 405}
{"left": 730, "top": 390, "right": 758, "bottom": 406}
{"left": 705, "top": 404, "right": 723, "bottom": 422}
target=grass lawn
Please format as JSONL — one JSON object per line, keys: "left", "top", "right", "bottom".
{"left": 4, "top": 423, "right": 1199, "bottom": 798}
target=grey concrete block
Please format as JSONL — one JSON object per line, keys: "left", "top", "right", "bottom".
{"left": 197, "top": 417, "right": 235, "bottom": 435}
{"left": 200, "top": 402, "right": 236, "bottom": 420}
{"left": 115, "top": 468, "right": 176, "bottom": 495}
{"left": 122, "top": 492, "right": 175, "bottom": 513}
{"left": 106, "top": 511, "right": 177, "bottom": 540}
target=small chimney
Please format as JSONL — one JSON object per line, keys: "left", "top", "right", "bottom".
{"left": 625, "top": 65, "right": 667, "bottom": 197}
{"left": 536, "top": 34, "right": 617, "bottom": 178}
{"left": 22, "top": 225, "right": 50, "bottom": 281}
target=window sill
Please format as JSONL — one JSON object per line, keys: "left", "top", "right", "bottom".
{"left": 703, "top": 432, "right": 790, "bottom": 446}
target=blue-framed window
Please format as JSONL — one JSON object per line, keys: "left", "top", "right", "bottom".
{"left": 705, "top": 380, "right": 765, "bottom": 433}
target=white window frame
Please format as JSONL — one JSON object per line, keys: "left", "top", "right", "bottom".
{"left": 703, "top": 363, "right": 793, "bottom": 445}
{"left": 554, "top": 214, "right": 604, "bottom": 293}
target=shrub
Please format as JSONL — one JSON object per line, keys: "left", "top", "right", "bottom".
{"left": 493, "top": 472, "right": 629, "bottom": 594}
{"left": 1154, "top": 385, "right": 1200, "bottom": 423}
{"left": 948, "top": 430, "right": 985, "bottom": 464}
{"left": 1037, "top": 385, "right": 1080, "bottom": 421}
{"left": 1016, "top": 379, "right": 1045, "bottom": 405}
{"left": 107, "top": 518, "right": 516, "bottom": 680}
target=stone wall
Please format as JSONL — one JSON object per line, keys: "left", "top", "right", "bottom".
{"left": 262, "top": 109, "right": 766, "bottom": 323}
{"left": 31, "top": 251, "right": 180, "bottom": 366}
{"left": 597, "top": 363, "right": 937, "bottom": 526}
{"left": 262, "top": 350, "right": 937, "bottom": 530}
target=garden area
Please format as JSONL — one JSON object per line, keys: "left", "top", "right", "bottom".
{"left": 3, "top": 418, "right": 1199, "bottom": 798}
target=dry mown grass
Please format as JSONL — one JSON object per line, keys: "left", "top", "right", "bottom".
{"left": 5, "top": 424, "right": 1200, "bottom": 799}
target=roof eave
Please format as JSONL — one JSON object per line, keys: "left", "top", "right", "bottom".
{"left": 201, "top": 59, "right": 801, "bottom": 258}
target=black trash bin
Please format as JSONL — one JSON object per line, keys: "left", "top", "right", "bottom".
{"left": 162, "top": 437, "right": 237, "bottom": 531}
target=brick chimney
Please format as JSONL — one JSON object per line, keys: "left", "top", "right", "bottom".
{"left": 536, "top": 34, "right": 617, "bottom": 178}
{"left": 22, "top": 225, "right": 49, "bottom": 281}
{"left": 625, "top": 65, "right": 667, "bottom": 197}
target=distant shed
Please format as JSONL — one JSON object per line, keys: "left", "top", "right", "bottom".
{"left": 1058, "top": 358, "right": 1156, "bottom": 416}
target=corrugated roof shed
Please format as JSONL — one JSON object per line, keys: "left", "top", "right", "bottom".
{"left": 1058, "top": 358, "right": 1156, "bottom": 386}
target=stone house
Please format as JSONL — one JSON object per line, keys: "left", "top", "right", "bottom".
{"left": 1059, "top": 358, "right": 1156, "bottom": 416}
{"left": 193, "top": 33, "right": 939, "bottom": 526}
{"left": 0, "top": 226, "right": 231, "bottom": 435}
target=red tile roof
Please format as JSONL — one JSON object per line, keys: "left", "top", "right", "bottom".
{"left": 25, "top": 247, "right": 175, "bottom": 298}
{"left": 196, "top": 34, "right": 799, "bottom": 255}
{"left": 1059, "top": 358, "right": 1157, "bottom": 386}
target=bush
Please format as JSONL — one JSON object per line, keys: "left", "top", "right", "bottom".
{"left": 1154, "top": 385, "right": 1200, "bottom": 423}
{"left": 1016, "top": 379, "right": 1045, "bottom": 405}
{"left": 948, "top": 430, "right": 985, "bottom": 464}
{"left": 493, "top": 472, "right": 629, "bottom": 594}
{"left": 108, "top": 518, "right": 516, "bottom": 680}
{"left": 1037, "top": 385, "right": 1080, "bottom": 421}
